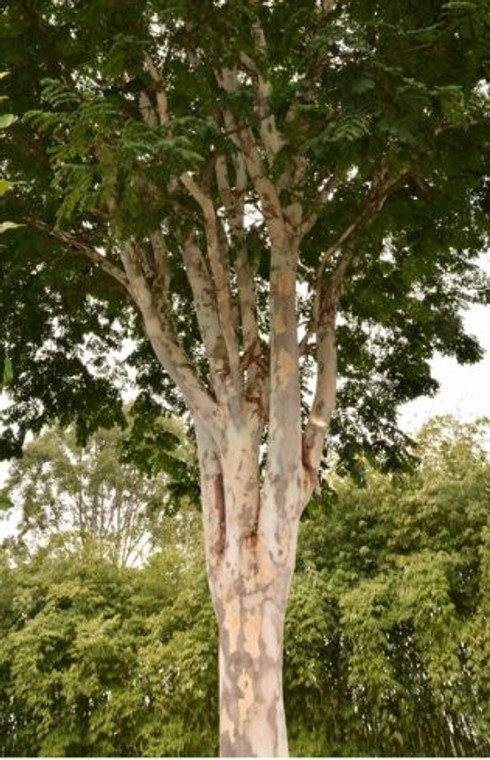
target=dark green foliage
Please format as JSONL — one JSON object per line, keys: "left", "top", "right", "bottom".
{"left": 0, "top": 1, "right": 489, "bottom": 473}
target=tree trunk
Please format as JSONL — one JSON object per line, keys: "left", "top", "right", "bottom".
{"left": 197, "top": 419, "right": 301, "bottom": 757}
{"left": 217, "top": 578, "right": 288, "bottom": 756}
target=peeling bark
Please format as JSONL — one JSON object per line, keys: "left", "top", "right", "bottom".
{"left": 218, "top": 580, "right": 289, "bottom": 757}
{"left": 197, "top": 412, "right": 299, "bottom": 757}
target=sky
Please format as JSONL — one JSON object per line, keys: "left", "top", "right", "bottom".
{"left": 398, "top": 301, "right": 490, "bottom": 433}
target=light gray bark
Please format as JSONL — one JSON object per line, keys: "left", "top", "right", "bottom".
{"left": 218, "top": 578, "right": 289, "bottom": 757}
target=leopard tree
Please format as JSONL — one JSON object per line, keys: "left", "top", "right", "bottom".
{"left": 1, "top": 0, "right": 490, "bottom": 754}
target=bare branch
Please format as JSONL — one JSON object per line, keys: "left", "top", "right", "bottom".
{"left": 180, "top": 172, "right": 242, "bottom": 391}
{"left": 149, "top": 228, "right": 171, "bottom": 293}
{"left": 216, "top": 68, "right": 288, "bottom": 248}
{"left": 301, "top": 246, "right": 355, "bottom": 505}
{"left": 239, "top": 51, "right": 285, "bottom": 164}
{"left": 120, "top": 240, "right": 220, "bottom": 431}
{"left": 215, "top": 154, "right": 259, "bottom": 355}
{"left": 140, "top": 54, "right": 243, "bottom": 397}
{"left": 138, "top": 90, "right": 158, "bottom": 127}
{"left": 143, "top": 51, "right": 169, "bottom": 125}
{"left": 181, "top": 230, "right": 230, "bottom": 397}
{"left": 27, "top": 219, "right": 131, "bottom": 292}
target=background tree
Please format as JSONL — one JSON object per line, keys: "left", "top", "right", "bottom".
{"left": 287, "top": 416, "right": 490, "bottom": 756}
{"left": 1, "top": 1, "right": 490, "bottom": 754}
{"left": 0, "top": 525, "right": 218, "bottom": 757}
{"left": 0, "top": 416, "right": 193, "bottom": 566}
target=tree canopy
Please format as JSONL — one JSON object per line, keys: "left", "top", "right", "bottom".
{"left": 1, "top": 0, "right": 489, "bottom": 473}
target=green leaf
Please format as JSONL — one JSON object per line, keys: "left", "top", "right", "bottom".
{"left": 0, "top": 179, "right": 13, "bottom": 196}
{"left": 0, "top": 494, "right": 13, "bottom": 510}
{"left": 0, "top": 113, "right": 15, "bottom": 129}
{"left": 2, "top": 355, "right": 13, "bottom": 386}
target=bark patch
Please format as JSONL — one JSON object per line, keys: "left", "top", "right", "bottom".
{"left": 277, "top": 348, "right": 295, "bottom": 389}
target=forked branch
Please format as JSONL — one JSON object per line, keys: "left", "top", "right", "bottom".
{"left": 180, "top": 173, "right": 241, "bottom": 392}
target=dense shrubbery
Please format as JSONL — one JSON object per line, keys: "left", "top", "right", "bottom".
{"left": 1, "top": 417, "right": 489, "bottom": 756}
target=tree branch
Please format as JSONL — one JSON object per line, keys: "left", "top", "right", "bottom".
{"left": 239, "top": 51, "right": 284, "bottom": 165}
{"left": 304, "top": 168, "right": 409, "bottom": 346}
{"left": 181, "top": 230, "right": 231, "bottom": 397}
{"left": 120, "top": 240, "right": 220, "bottom": 432}
{"left": 139, "top": 53, "right": 242, "bottom": 398}
{"left": 149, "top": 228, "right": 171, "bottom": 294}
{"left": 195, "top": 422, "right": 226, "bottom": 598}
{"left": 180, "top": 172, "right": 242, "bottom": 393}
{"left": 143, "top": 51, "right": 169, "bottom": 125}
{"left": 300, "top": 169, "right": 410, "bottom": 505}
{"left": 301, "top": 246, "right": 354, "bottom": 505}
{"left": 215, "top": 154, "right": 261, "bottom": 385}
{"left": 216, "top": 68, "right": 288, "bottom": 249}
{"left": 27, "top": 219, "right": 131, "bottom": 292}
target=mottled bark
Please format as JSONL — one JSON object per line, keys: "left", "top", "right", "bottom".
{"left": 197, "top": 415, "right": 299, "bottom": 757}
{"left": 217, "top": 575, "right": 289, "bottom": 757}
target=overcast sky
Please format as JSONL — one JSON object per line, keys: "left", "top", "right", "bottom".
{"left": 398, "top": 301, "right": 490, "bottom": 433}
{"left": 399, "top": 254, "right": 490, "bottom": 434}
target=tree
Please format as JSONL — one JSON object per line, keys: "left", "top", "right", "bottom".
{"left": 0, "top": 419, "right": 191, "bottom": 565}
{"left": 0, "top": 531, "right": 218, "bottom": 757}
{"left": 1, "top": 1, "right": 490, "bottom": 754}
{"left": 288, "top": 416, "right": 490, "bottom": 755}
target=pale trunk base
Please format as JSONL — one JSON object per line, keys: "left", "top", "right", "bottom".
{"left": 218, "top": 594, "right": 288, "bottom": 757}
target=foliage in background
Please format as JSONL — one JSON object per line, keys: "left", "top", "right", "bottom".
{"left": 1, "top": 417, "right": 489, "bottom": 757}
{"left": 0, "top": 414, "right": 194, "bottom": 565}
{"left": 288, "top": 416, "right": 490, "bottom": 755}
{"left": 0, "top": 520, "right": 217, "bottom": 757}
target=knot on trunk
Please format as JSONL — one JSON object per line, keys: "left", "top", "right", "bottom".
{"left": 243, "top": 531, "right": 258, "bottom": 550}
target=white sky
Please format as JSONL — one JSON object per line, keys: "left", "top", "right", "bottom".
{"left": 398, "top": 301, "right": 490, "bottom": 433}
